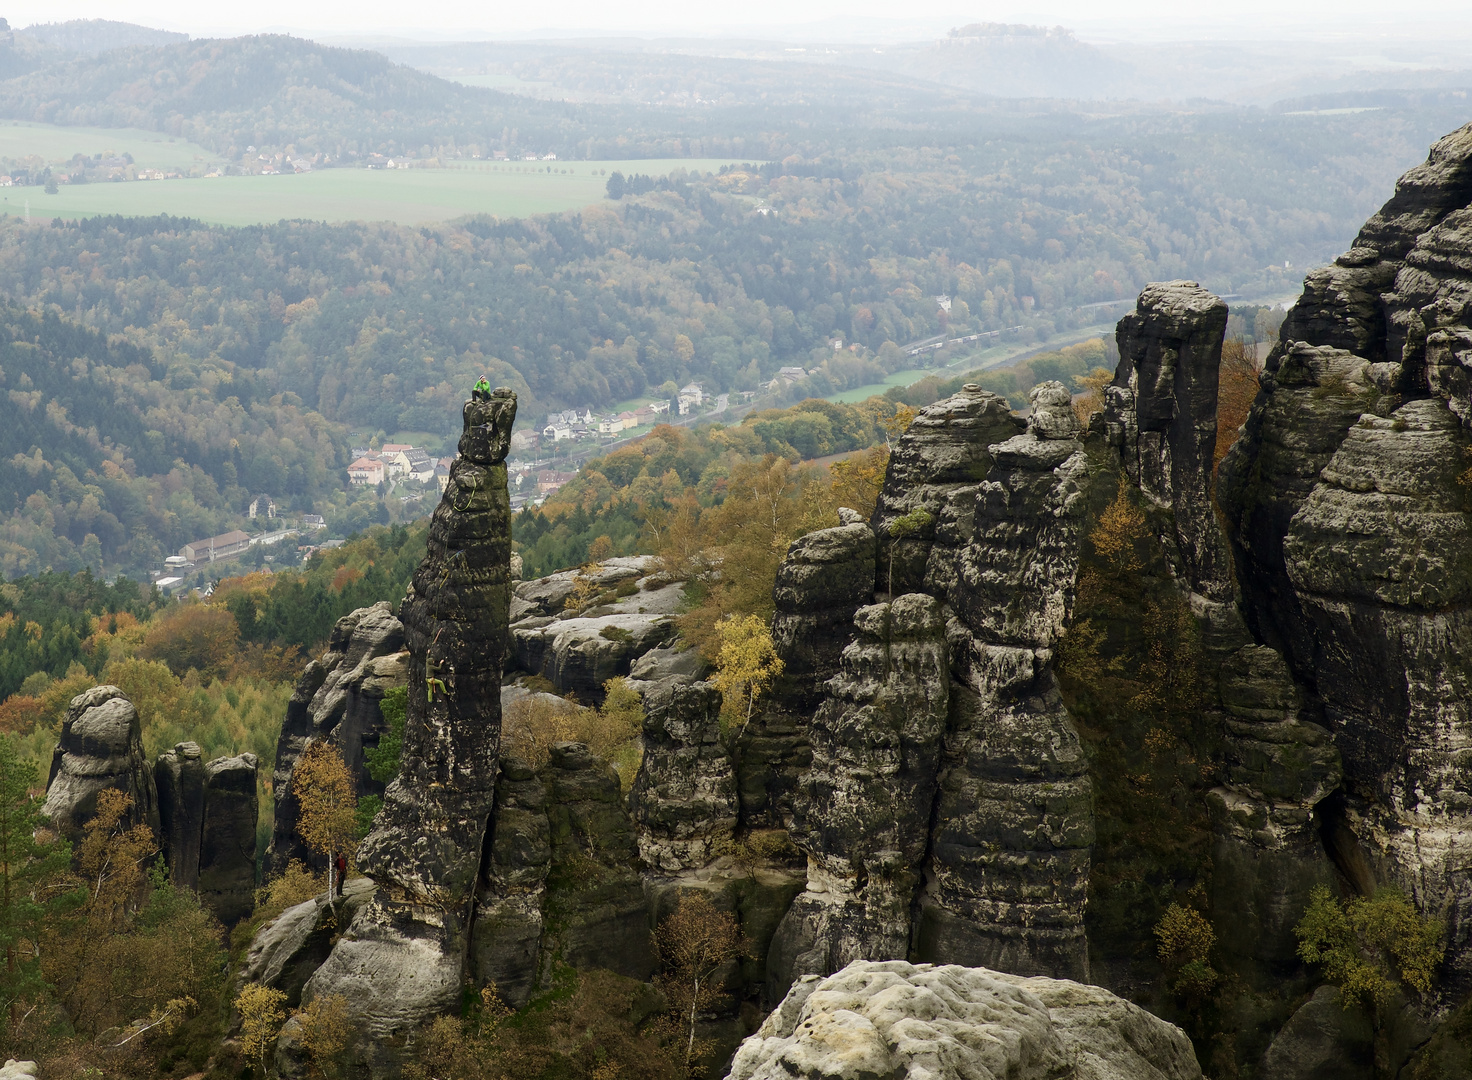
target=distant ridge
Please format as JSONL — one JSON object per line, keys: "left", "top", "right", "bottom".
{"left": 18, "top": 19, "right": 187, "bottom": 56}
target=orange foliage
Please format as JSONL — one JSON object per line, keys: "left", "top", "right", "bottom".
{"left": 0, "top": 694, "right": 46, "bottom": 734}
{"left": 1215, "top": 338, "right": 1261, "bottom": 473}
{"left": 138, "top": 602, "right": 240, "bottom": 679}
{"left": 329, "top": 566, "right": 364, "bottom": 593}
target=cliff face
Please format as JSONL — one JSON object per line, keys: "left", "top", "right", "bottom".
{"left": 1221, "top": 122, "right": 1472, "bottom": 1001}
{"left": 302, "top": 389, "right": 517, "bottom": 1053}
{"left": 244, "top": 123, "right": 1472, "bottom": 1080}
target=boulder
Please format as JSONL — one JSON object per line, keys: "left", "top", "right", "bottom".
{"left": 240, "top": 877, "right": 377, "bottom": 1007}
{"left": 42, "top": 685, "right": 158, "bottom": 848}
{"left": 729, "top": 960, "right": 1202, "bottom": 1080}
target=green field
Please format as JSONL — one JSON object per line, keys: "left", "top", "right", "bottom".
{"left": 826, "top": 323, "right": 1120, "bottom": 403}
{"left": 9, "top": 157, "right": 750, "bottom": 227}
{"left": 0, "top": 120, "right": 224, "bottom": 170}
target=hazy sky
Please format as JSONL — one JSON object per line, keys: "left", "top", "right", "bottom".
{"left": 7, "top": 0, "right": 1472, "bottom": 40}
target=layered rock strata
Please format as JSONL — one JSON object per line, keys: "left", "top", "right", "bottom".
{"left": 769, "top": 594, "right": 949, "bottom": 998}
{"left": 737, "top": 518, "right": 875, "bottom": 829}
{"left": 869, "top": 385, "right": 1021, "bottom": 599}
{"left": 197, "top": 753, "right": 261, "bottom": 926}
{"left": 729, "top": 960, "right": 1202, "bottom": 1080}
{"left": 919, "top": 381, "right": 1093, "bottom": 981}
{"left": 1220, "top": 122, "right": 1472, "bottom": 993}
{"left": 629, "top": 679, "right": 736, "bottom": 872}
{"left": 1105, "top": 281, "right": 1232, "bottom": 600}
{"left": 269, "top": 602, "right": 407, "bottom": 874}
{"left": 305, "top": 388, "right": 516, "bottom": 1044}
{"left": 43, "top": 685, "right": 159, "bottom": 846}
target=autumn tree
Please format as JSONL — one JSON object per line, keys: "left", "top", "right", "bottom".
{"left": 0, "top": 738, "right": 78, "bottom": 1021}
{"left": 1155, "top": 902, "right": 1218, "bottom": 1003}
{"left": 1296, "top": 885, "right": 1442, "bottom": 1009}
{"left": 1215, "top": 337, "right": 1261, "bottom": 473}
{"left": 655, "top": 891, "right": 745, "bottom": 1073}
{"left": 139, "top": 602, "right": 240, "bottom": 680}
{"left": 294, "top": 742, "right": 358, "bottom": 898}
{"left": 711, "top": 615, "right": 784, "bottom": 733}
{"left": 237, "top": 982, "right": 288, "bottom": 1078}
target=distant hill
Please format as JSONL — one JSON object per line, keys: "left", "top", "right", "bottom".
{"left": 17, "top": 19, "right": 187, "bottom": 56}
{"left": 0, "top": 34, "right": 599, "bottom": 159}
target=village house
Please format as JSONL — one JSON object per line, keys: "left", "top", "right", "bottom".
{"left": 536, "top": 470, "right": 576, "bottom": 494}
{"left": 348, "top": 457, "right": 386, "bottom": 485}
{"left": 179, "top": 530, "right": 251, "bottom": 563}
{"left": 248, "top": 494, "right": 277, "bottom": 519}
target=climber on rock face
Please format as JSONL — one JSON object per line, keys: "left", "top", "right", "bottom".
{"left": 471, "top": 376, "right": 493, "bottom": 402}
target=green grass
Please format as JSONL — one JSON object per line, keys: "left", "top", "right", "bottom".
{"left": 12, "top": 158, "right": 754, "bottom": 227}
{"left": 825, "top": 322, "right": 1120, "bottom": 403}
{"left": 0, "top": 120, "right": 224, "bottom": 170}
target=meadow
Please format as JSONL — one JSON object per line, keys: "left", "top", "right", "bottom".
{"left": 9, "top": 156, "right": 750, "bottom": 226}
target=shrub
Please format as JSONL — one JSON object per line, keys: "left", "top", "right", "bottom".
{"left": 1295, "top": 885, "right": 1443, "bottom": 1010}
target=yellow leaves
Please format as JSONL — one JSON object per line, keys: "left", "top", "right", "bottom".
{"left": 295, "top": 992, "right": 354, "bottom": 1078}
{"left": 1089, "top": 486, "right": 1147, "bottom": 572}
{"left": 1072, "top": 366, "right": 1114, "bottom": 427}
{"left": 23, "top": 620, "right": 42, "bottom": 641}
{"left": 1296, "top": 885, "right": 1444, "bottom": 1010}
{"left": 1155, "top": 902, "right": 1218, "bottom": 1001}
{"left": 236, "top": 982, "right": 289, "bottom": 1075}
{"left": 502, "top": 677, "right": 643, "bottom": 788}
{"left": 293, "top": 741, "right": 358, "bottom": 867}
{"left": 712, "top": 614, "right": 784, "bottom": 732}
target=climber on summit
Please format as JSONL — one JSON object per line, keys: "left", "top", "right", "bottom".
{"left": 471, "top": 376, "right": 493, "bottom": 401}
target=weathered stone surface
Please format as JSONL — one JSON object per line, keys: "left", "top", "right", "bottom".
{"left": 241, "top": 877, "right": 376, "bottom": 1008}
{"left": 770, "top": 594, "right": 949, "bottom": 997}
{"left": 156, "top": 742, "right": 206, "bottom": 891}
{"left": 1217, "top": 122, "right": 1472, "bottom": 1004}
{"left": 269, "top": 602, "right": 407, "bottom": 874}
{"left": 1105, "top": 282, "right": 1232, "bottom": 599}
{"left": 630, "top": 679, "right": 736, "bottom": 872}
{"left": 197, "top": 753, "right": 260, "bottom": 926}
{"left": 739, "top": 521, "right": 875, "bottom": 830}
{"left": 729, "top": 960, "right": 1201, "bottom": 1080}
{"left": 870, "top": 385, "right": 1021, "bottom": 598}
{"left": 43, "top": 685, "right": 158, "bottom": 847}
{"left": 307, "top": 389, "right": 515, "bottom": 1045}
{"left": 539, "top": 741, "right": 655, "bottom": 981}
{"left": 514, "top": 612, "right": 678, "bottom": 700}
{"left": 1257, "top": 986, "right": 1375, "bottom": 1080}
{"left": 629, "top": 643, "right": 709, "bottom": 684}
{"left": 470, "top": 756, "right": 551, "bottom": 1008}
{"left": 1208, "top": 646, "right": 1340, "bottom": 986}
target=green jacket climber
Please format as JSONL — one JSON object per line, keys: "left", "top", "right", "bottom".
{"left": 471, "top": 376, "right": 493, "bottom": 401}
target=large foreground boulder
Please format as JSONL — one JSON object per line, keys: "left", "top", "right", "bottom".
{"left": 729, "top": 959, "right": 1201, "bottom": 1080}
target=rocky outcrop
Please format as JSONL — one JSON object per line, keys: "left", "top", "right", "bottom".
{"left": 269, "top": 602, "right": 407, "bottom": 874}
{"left": 197, "top": 753, "right": 260, "bottom": 926}
{"left": 538, "top": 741, "right": 656, "bottom": 981}
{"left": 1208, "top": 646, "right": 1341, "bottom": 987}
{"left": 305, "top": 388, "right": 516, "bottom": 1049}
{"left": 738, "top": 518, "right": 875, "bottom": 830}
{"left": 156, "top": 742, "right": 207, "bottom": 890}
{"left": 42, "top": 685, "right": 158, "bottom": 847}
{"left": 870, "top": 384, "right": 1021, "bottom": 599}
{"left": 629, "top": 679, "right": 736, "bottom": 872}
{"left": 918, "top": 382, "right": 1093, "bottom": 982}
{"left": 241, "top": 878, "right": 377, "bottom": 1008}
{"left": 1105, "top": 281, "right": 1231, "bottom": 600}
{"left": 769, "top": 594, "right": 949, "bottom": 997}
{"left": 1219, "top": 122, "right": 1472, "bottom": 995}
{"left": 469, "top": 756, "right": 551, "bottom": 1009}
{"left": 729, "top": 960, "right": 1201, "bottom": 1080}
